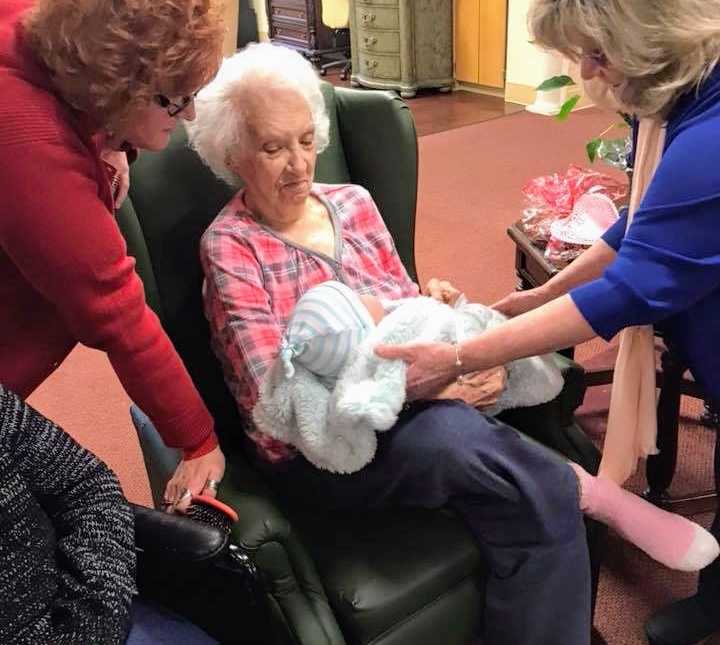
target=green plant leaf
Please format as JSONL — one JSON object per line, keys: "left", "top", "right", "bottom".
{"left": 586, "top": 138, "right": 602, "bottom": 163}
{"left": 556, "top": 94, "right": 581, "bottom": 121}
{"left": 536, "top": 75, "right": 575, "bottom": 91}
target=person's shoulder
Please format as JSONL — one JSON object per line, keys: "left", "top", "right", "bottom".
{"left": 314, "top": 182, "right": 373, "bottom": 204}
{"left": 203, "top": 193, "right": 255, "bottom": 233}
{"left": 315, "top": 183, "right": 379, "bottom": 224}
{"left": 200, "top": 193, "right": 263, "bottom": 257}
{"left": 659, "top": 109, "right": 720, "bottom": 191}
{"left": 0, "top": 61, "right": 74, "bottom": 149}
{"left": 647, "top": 114, "right": 720, "bottom": 208}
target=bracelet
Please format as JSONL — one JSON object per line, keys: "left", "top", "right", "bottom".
{"left": 453, "top": 342, "right": 465, "bottom": 384}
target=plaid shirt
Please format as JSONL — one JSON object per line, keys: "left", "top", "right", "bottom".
{"left": 201, "top": 183, "right": 419, "bottom": 463}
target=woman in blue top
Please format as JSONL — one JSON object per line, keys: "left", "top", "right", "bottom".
{"left": 377, "top": 1, "right": 720, "bottom": 644}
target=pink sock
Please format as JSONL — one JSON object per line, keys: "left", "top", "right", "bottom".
{"left": 571, "top": 464, "right": 719, "bottom": 571}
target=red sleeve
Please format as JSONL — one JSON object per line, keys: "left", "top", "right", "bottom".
{"left": 0, "top": 138, "right": 216, "bottom": 457}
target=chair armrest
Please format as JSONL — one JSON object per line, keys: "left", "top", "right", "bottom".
{"left": 220, "top": 455, "right": 348, "bottom": 645}
{"left": 132, "top": 503, "right": 229, "bottom": 564}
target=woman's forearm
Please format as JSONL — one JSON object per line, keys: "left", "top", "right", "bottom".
{"left": 460, "top": 295, "right": 597, "bottom": 372}
{"left": 541, "top": 239, "right": 616, "bottom": 299}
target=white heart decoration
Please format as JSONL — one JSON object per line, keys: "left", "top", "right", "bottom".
{"left": 550, "top": 191, "right": 619, "bottom": 245}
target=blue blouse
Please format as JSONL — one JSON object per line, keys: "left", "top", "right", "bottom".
{"left": 571, "top": 66, "right": 720, "bottom": 403}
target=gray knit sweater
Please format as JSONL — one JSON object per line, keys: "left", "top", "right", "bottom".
{"left": 0, "top": 385, "right": 136, "bottom": 644}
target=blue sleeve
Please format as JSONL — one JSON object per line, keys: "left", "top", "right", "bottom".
{"left": 601, "top": 207, "right": 628, "bottom": 251}
{"left": 571, "top": 122, "right": 720, "bottom": 340}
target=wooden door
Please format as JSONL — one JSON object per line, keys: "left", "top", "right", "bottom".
{"left": 454, "top": 0, "right": 480, "bottom": 84}
{"left": 454, "top": 0, "right": 507, "bottom": 88}
{"left": 478, "top": 0, "right": 507, "bottom": 87}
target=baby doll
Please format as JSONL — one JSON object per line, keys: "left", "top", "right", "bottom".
{"left": 254, "top": 281, "right": 720, "bottom": 574}
{"left": 255, "top": 281, "right": 563, "bottom": 474}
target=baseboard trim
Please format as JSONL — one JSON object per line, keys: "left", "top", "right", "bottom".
{"left": 504, "top": 82, "right": 536, "bottom": 106}
{"left": 454, "top": 82, "right": 505, "bottom": 98}
{"left": 505, "top": 82, "right": 595, "bottom": 114}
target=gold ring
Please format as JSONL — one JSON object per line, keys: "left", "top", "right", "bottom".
{"left": 205, "top": 479, "right": 220, "bottom": 492}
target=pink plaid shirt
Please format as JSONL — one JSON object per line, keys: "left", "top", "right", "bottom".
{"left": 201, "top": 183, "right": 419, "bottom": 463}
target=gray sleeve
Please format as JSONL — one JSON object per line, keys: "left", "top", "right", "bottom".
{"left": 0, "top": 385, "right": 136, "bottom": 645}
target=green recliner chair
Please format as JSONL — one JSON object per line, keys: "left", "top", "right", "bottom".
{"left": 118, "top": 84, "right": 605, "bottom": 645}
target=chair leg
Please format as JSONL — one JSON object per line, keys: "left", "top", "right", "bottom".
{"left": 701, "top": 399, "right": 720, "bottom": 429}
{"left": 320, "top": 58, "right": 351, "bottom": 75}
{"left": 340, "top": 60, "right": 351, "bottom": 81}
{"left": 645, "top": 349, "right": 684, "bottom": 506}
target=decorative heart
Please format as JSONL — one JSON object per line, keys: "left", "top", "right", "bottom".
{"left": 549, "top": 191, "right": 619, "bottom": 245}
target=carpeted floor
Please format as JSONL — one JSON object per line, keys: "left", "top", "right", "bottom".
{"left": 26, "top": 103, "right": 719, "bottom": 645}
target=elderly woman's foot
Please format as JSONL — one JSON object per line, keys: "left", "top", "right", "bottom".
{"left": 571, "top": 464, "right": 719, "bottom": 571}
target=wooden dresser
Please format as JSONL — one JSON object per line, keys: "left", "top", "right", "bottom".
{"left": 349, "top": 0, "right": 453, "bottom": 98}
{"left": 266, "top": 0, "right": 337, "bottom": 62}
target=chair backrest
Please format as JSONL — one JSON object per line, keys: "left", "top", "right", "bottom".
{"left": 321, "top": 0, "right": 349, "bottom": 29}
{"left": 117, "top": 83, "right": 417, "bottom": 438}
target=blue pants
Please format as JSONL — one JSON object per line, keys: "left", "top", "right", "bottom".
{"left": 125, "top": 600, "right": 218, "bottom": 645}
{"left": 254, "top": 400, "right": 591, "bottom": 645}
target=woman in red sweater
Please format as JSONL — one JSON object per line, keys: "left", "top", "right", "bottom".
{"left": 0, "top": 0, "right": 226, "bottom": 509}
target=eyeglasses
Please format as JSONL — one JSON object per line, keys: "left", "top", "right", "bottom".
{"left": 153, "top": 91, "right": 198, "bottom": 117}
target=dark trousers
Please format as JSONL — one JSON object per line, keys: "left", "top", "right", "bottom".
{"left": 125, "top": 600, "right": 218, "bottom": 645}
{"left": 255, "top": 400, "right": 591, "bottom": 645}
{"left": 698, "top": 422, "right": 720, "bottom": 603}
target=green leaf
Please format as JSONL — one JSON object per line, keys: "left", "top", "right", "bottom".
{"left": 586, "top": 138, "right": 602, "bottom": 163}
{"left": 536, "top": 75, "right": 575, "bottom": 91}
{"left": 556, "top": 94, "right": 581, "bottom": 121}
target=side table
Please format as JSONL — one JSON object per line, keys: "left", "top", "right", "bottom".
{"left": 508, "top": 222, "right": 717, "bottom": 512}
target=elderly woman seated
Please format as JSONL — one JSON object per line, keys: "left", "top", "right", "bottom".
{"left": 186, "top": 43, "right": 718, "bottom": 645}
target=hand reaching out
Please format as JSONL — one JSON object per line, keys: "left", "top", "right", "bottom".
{"left": 100, "top": 148, "right": 130, "bottom": 208}
{"left": 163, "top": 445, "right": 226, "bottom": 513}
{"left": 491, "top": 286, "right": 552, "bottom": 318}
{"left": 425, "top": 278, "right": 462, "bottom": 305}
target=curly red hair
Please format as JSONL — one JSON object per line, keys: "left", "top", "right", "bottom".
{"left": 24, "top": 0, "right": 224, "bottom": 130}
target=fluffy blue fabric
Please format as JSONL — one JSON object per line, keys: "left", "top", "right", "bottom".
{"left": 253, "top": 296, "right": 563, "bottom": 473}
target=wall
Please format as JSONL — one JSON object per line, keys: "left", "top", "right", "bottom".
{"left": 504, "top": 0, "right": 588, "bottom": 113}
{"left": 505, "top": 0, "right": 561, "bottom": 107}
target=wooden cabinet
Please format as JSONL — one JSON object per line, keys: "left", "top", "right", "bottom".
{"left": 454, "top": 0, "right": 507, "bottom": 88}
{"left": 349, "top": 0, "right": 453, "bottom": 98}
{"left": 266, "top": 0, "right": 336, "bottom": 62}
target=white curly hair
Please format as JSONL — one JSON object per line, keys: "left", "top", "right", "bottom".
{"left": 186, "top": 42, "right": 330, "bottom": 186}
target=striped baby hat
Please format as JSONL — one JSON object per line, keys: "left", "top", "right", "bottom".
{"left": 279, "top": 281, "right": 375, "bottom": 380}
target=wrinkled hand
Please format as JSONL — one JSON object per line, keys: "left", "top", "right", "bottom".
{"left": 491, "top": 286, "right": 551, "bottom": 318}
{"left": 424, "top": 278, "right": 462, "bottom": 306}
{"left": 163, "top": 446, "right": 226, "bottom": 513}
{"left": 100, "top": 149, "right": 130, "bottom": 208}
{"left": 433, "top": 366, "right": 507, "bottom": 409}
{"left": 375, "top": 341, "right": 457, "bottom": 401}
